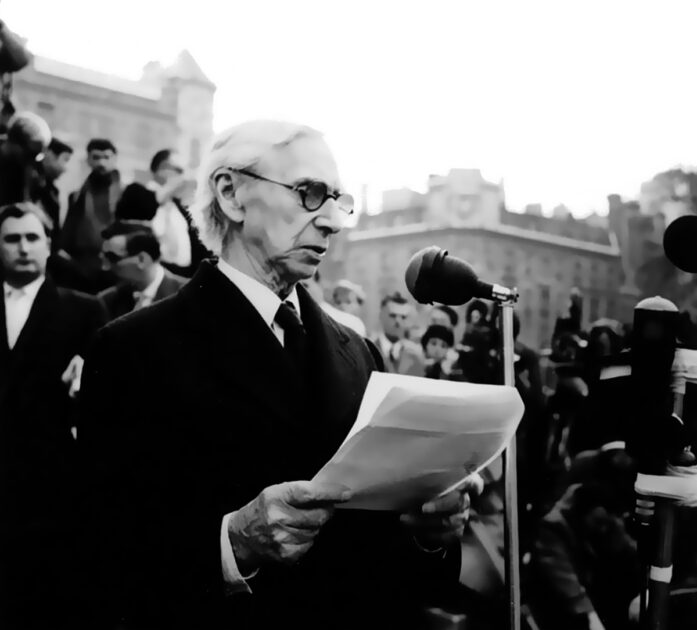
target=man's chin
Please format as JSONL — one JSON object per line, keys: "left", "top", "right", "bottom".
{"left": 7, "top": 267, "right": 42, "bottom": 285}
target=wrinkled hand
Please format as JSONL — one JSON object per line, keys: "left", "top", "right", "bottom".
{"left": 61, "top": 354, "right": 84, "bottom": 399}
{"left": 228, "top": 481, "right": 351, "bottom": 573}
{"left": 400, "top": 473, "right": 484, "bottom": 550}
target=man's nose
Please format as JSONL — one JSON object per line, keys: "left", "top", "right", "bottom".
{"left": 313, "top": 198, "right": 344, "bottom": 234}
{"left": 17, "top": 237, "right": 30, "bottom": 254}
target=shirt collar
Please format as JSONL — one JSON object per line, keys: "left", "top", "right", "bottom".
{"left": 3, "top": 275, "right": 45, "bottom": 300}
{"left": 216, "top": 258, "right": 300, "bottom": 328}
{"left": 137, "top": 265, "right": 165, "bottom": 299}
{"left": 378, "top": 333, "right": 400, "bottom": 356}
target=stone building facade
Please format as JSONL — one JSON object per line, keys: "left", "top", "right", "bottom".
{"left": 11, "top": 50, "right": 215, "bottom": 218}
{"left": 327, "top": 170, "right": 631, "bottom": 350}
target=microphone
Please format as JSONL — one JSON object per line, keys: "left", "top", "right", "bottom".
{"left": 663, "top": 214, "right": 697, "bottom": 273}
{"left": 404, "top": 246, "right": 517, "bottom": 305}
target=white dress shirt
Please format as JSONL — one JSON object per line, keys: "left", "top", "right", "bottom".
{"left": 133, "top": 265, "right": 165, "bottom": 310}
{"left": 377, "top": 334, "right": 401, "bottom": 364}
{"left": 4, "top": 276, "right": 45, "bottom": 349}
{"left": 148, "top": 181, "right": 192, "bottom": 268}
{"left": 216, "top": 258, "right": 300, "bottom": 594}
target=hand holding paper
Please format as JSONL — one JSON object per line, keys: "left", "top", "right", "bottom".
{"left": 314, "top": 372, "right": 524, "bottom": 511}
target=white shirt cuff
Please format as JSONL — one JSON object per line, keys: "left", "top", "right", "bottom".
{"left": 220, "top": 511, "right": 258, "bottom": 594}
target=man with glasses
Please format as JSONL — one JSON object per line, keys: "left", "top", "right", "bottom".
{"left": 79, "top": 120, "right": 475, "bottom": 630}
{"left": 98, "top": 220, "right": 187, "bottom": 321}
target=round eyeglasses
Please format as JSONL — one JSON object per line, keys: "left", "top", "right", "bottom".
{"left": 231, "top": 168, "right": 354, "bottom": 216}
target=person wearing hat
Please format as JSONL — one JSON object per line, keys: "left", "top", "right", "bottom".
{"left": 421, "top": 324, "right": 455, "bottom": 380}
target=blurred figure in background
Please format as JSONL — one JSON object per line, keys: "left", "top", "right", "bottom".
{"left": 117, "top": 149, "right": 210, "bottom": 277}
{"left": 332, "top": 278, "right": 365, "bottom": 319}
{"left": 98, "top": 221, "right": 187, "bottom": 321}
{"left": 301, "top": 271, "right": 366, "bottom": 336}
{"left": 59, "top": 138, "right": 122, "bottom": 292}
{"left": 458, "top": 299, "right": 497, "bottom": 384}
{"left": 421, "top": 324, "right": 455, "bottom": 380}
{"left": 0, "top": 111, "right": 51, "bottom": 206}
{"left": 529, "top": 447, "right": 640, "bottom": 630}
{"left": 34, "top": 137, "right": 73, "bottom": 242}
{"left": 372, "top": 291, "right": 424, "bottom": 375}
{"left": 429, "top": 303, "right": 459, "bottom": 330}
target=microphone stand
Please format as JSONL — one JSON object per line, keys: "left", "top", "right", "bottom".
{"left": 494, "top": 286, "right": 521, "bottom": 630}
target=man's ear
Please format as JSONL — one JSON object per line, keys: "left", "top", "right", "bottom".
{"left": 137, "top": 252, "right": 151, "bottom": 268}
{"left": 213, "top": 170, "right": 245, "bottom": 223}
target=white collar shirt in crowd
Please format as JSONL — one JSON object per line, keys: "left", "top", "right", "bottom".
{"left": 133, "top": 264, "right": 165, "bottom": 310}
{"left": 216, "top": 258, "right": 300, "bottom": 346}
{"left": 3, "top": 275, "right": 45, "bottom": 350}
{"left": 377, "top": 333, "right": 401, "bottom": 363}
{"left": 147, "top": 180, "right": 192, "bottom": 268}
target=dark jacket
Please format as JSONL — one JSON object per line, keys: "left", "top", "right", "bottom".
{"left": 98, "top": 267, "right": 187, "bottom": 322}
{"left": 530, "top": 484, "right": 640, "bottom": 630}
{"left": 0, "top": 279, "right": 105, "bottom": 628}
{"left": 78, "top": 261, "right": 459, "bottom": 630}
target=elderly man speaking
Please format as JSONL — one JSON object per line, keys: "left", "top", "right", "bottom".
{"left": 79, "top": 121, "right": 476, "bottom": 630}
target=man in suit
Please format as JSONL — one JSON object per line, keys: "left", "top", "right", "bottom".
{"left": 372, "top": 291, "right": 425, "bottom": 375}
{"left": 58, "top": 138, "right": 122, "bottom": 293}
{"left": 98, "top": 221, "right": 187, "bottom": 321}
{"left": 0, "top": 202, "right": 105, "bottom": 629}
{"left": 79, "top": 120, "right": 476, "bottom": 630}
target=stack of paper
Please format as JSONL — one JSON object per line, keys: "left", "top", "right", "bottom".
{"left": 314, "top": 372, "right": 524, "bottom": 511}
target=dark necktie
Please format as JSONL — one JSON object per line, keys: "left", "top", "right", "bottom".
{"left": 275, "top": 301, "right": 308, "bottom": 369}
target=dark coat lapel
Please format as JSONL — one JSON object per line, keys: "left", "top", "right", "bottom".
{"left": 155, "top": 270, "right": 185, "bottom": 301}
{"left": 178, "top": 262, "right": 305, "bottom": 429}
{"left": 297, "top": 286, "right": 370, "bottom": 459}
{"left": 10, "top": 280, "right": 61, "bottom": 366}
{"left": 0, "top": 296, "right": 9, "bottom": 394}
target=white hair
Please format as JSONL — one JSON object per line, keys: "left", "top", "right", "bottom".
{"left": 189, "top": 120, "right": 323, "bottom": 254}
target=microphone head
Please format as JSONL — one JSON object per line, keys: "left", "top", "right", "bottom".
{"left": 405, "top": 246, "right": 479, "bottom": 305}
{"left": 663, "top": 214, "right": 697, "bottom": 273}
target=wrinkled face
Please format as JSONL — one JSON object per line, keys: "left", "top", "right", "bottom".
{"left": 87, "top": 149, "right": 116, "bottom": 176}
{"left": 425, "top": 337, "right": 449, "bottom": 361}
{"left": 335, "top": 289, "right": 361, "bottom": 316}
{"left": 0, "top": 213, "right": 50, "bottom": 283}
{"left": 225, "top": 135, "right": 346, "bottom": 286}
{"left": 430, "top": 308, "right": 453, "bottom": 329}
{"left": 380, "top": 301, "right": 411, "bottom": 341}
{"left": 43, "top": 150, "right": 72, "bottom": 180}
{"left": 101, "top": 235, "right": 142, "bottom": 285}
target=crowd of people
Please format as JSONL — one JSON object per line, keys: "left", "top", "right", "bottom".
{"left": 0, "top": 109, "right": 695, "bottom": 630}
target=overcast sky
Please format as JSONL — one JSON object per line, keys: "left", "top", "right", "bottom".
{"left": 4, "top": 0, "right": 697, "bottom": 215}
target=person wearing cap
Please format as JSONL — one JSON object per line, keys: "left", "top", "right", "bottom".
{"left": 78, "top": 120, "right": 477, "bottom": 630}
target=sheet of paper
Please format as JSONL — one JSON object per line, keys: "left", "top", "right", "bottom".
{"left": 313, "top": 372, "right": 524, "bottom": 511}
